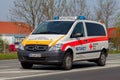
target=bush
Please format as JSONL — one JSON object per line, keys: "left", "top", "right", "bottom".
{"left": 0, "top": 38, "right": 9, "bottom": 53}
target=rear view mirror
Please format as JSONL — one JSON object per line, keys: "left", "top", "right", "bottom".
{"left": 71, "top": 33, "right": 83, "bottom": 38}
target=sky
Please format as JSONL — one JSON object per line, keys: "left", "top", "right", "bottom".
{"left": 0, "top": 0, "right": 15, "bottom": 21}
{"left": 0, "top": 0, "right": 120, "bottom": 21}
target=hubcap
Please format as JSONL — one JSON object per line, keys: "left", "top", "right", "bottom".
{"left": 66, "top": 56, "right": 72, "bottom": 68}
{"left": 101, "top": 54, "right": 106, "bottom": 64}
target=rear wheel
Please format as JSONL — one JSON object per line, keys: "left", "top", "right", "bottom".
{"left": 61, "top": 52, "right": 73, "bottom": 70}
{"left": 96, "top": 51, "right": 106, "bottom": 66}
{"left": 21, "top": 62, "right": 33, "bottom": 69}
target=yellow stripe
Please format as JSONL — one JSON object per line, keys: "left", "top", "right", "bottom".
{"left": 22, "top": 35, "right": 65, "bottom": 46}
{"left": 22, "top": 36, "right": 28, "bottom": 46}
{"left": 22, "top": 39, "right": 52, "bottom": 46}
{"left": 49, "top": 35, "right": 65, "bottom": 46}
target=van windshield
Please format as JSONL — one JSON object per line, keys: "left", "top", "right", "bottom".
{"left": 32, "top": 21, "right": 74, "bottom": 34}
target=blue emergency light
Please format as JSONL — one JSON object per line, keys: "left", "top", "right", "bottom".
{"left": 77, "top": 16, "right": 86, "bottom": 20}
{"left": 54, "top": 16, "right": 59, "bottom": 20}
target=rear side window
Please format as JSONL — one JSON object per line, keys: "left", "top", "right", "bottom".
{"left": 85, "top": 22, "right": 106, "bottom": 36}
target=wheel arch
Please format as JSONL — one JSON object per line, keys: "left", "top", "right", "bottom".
{"left": 65, "top": 48, "right": 74, "bottom": 60}
{"left": 101, "top": 48, "right": 108, "bottom": 57}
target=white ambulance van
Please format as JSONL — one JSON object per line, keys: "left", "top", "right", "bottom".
{"left": 18, "top": 16, "right": 108, "bottom": 70}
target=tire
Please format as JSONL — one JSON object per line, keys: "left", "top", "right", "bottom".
{"left": 61, "top": 52, "right": 73, "bottom": 70}
{"left": 96, "top": 51, "right": 106, "bottom": 66}
{"left": 21, "top": 62, "right": 33, "bottom": 69}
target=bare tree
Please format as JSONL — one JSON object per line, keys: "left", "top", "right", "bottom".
{"left": 64, "top": 0, "right": 91, "bottom": 19}
{"left": 54, "top": 0, "right": 67, "bottom": 16}
{"left": 10, "top": 0, "right": 43, "bottom": 27}
{"left": 10, "top": 0, "right": 68, "bottom": 28}
{"left": 94, "top": 0, "right": 118, "bottom": 28}
{"left": 40, "top": 0, "right": 54, "bottom": 19}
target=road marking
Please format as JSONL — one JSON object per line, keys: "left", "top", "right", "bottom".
{"left": 0, "top": 78, "right": 7, "bottom": 80}
{"left": 0, "top": 59, "right": 120, "bottom": 80}
{"left": 107, "top": 59, "right": 120, "bottom": 63}
{"left": 0, "top": 68, "right": 50, "bottom": 74}
{"left": 0, "top": 63, "right": 19, "bottom": 68}
{"left": 0, "top": 66, "right": 11, "bottom": 68}
{"left": 0, "top": 68, "right": 21, "bottom": 72}
{"left": 0, "top": 70, "right": 47, "bottom": 74}
{"left": 4, "top": 63, "right": 120, "bottom": 80}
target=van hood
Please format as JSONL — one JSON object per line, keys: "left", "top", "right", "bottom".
{"left": 22, "top": 34, "right": 65, "bottom": 46}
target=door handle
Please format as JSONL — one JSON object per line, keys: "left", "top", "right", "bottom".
{"left": 84, "top": 39, "right": 88, "bottom": 42}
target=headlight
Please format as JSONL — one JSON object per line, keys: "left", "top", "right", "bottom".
{"left": 49, "top": 44, "right": 63, "bottom": 52}
{"left": 18, "top": 43, "right": 24, "bottom": 50}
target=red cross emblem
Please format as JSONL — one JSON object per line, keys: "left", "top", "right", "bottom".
{"left": 89, "top": 43, "right": 93, "bottom": 50}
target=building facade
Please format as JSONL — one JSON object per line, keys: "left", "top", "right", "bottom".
{"left": 0, "top": 22, "right": 33, "bottom": 45}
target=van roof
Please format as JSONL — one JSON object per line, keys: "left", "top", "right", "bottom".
{"left": 47, "top": 20, "right": 105, "bottom": 26}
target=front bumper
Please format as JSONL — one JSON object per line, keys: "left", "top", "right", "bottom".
{"left": 17, "top": 49, "right": 65, "bottom": 65}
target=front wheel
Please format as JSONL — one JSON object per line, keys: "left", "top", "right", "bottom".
{"left": 96, "top": 51, "right": 106, "bottom": 66}
{"left": 61, "top": 52, "right": 73, "bottom": 70}
{"left": 21, "top": 62, "right": 33, "bottom": 69}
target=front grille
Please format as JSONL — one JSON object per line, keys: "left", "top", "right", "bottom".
{"left": 25, "top": 45, "right": 48, "bottom": 51}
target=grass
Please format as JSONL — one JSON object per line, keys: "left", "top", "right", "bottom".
{"left": 0, "top": 52, "right": 18, "bottom": 60}
{"left": 108, "top": 50, "right": 120, "bottom": 54}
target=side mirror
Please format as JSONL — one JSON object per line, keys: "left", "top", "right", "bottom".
{"left": 71, "top": 33, "right": 83, "bottom": 38}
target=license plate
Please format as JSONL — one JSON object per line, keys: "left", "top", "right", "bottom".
{"left": 28, "top": 53, "right": 41, "bottom": 58}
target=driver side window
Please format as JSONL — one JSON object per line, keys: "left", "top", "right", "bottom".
{"left": 71, "top": 22, "right": 85, "bottom": 38}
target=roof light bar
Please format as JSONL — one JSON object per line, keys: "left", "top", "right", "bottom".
{"left": 54, "top": 16, "right": 86, "bottom": 20}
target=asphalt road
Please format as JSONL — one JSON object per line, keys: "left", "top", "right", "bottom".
{"left": 0, "top": 54, "right": 120, "bottom": 80}
{"left": 16, "top": 67, "right": 120, "bottom": 80}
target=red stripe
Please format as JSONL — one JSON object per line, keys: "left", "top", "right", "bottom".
{"left": 61, "top": 36, "right": 108, "bottom": 51}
